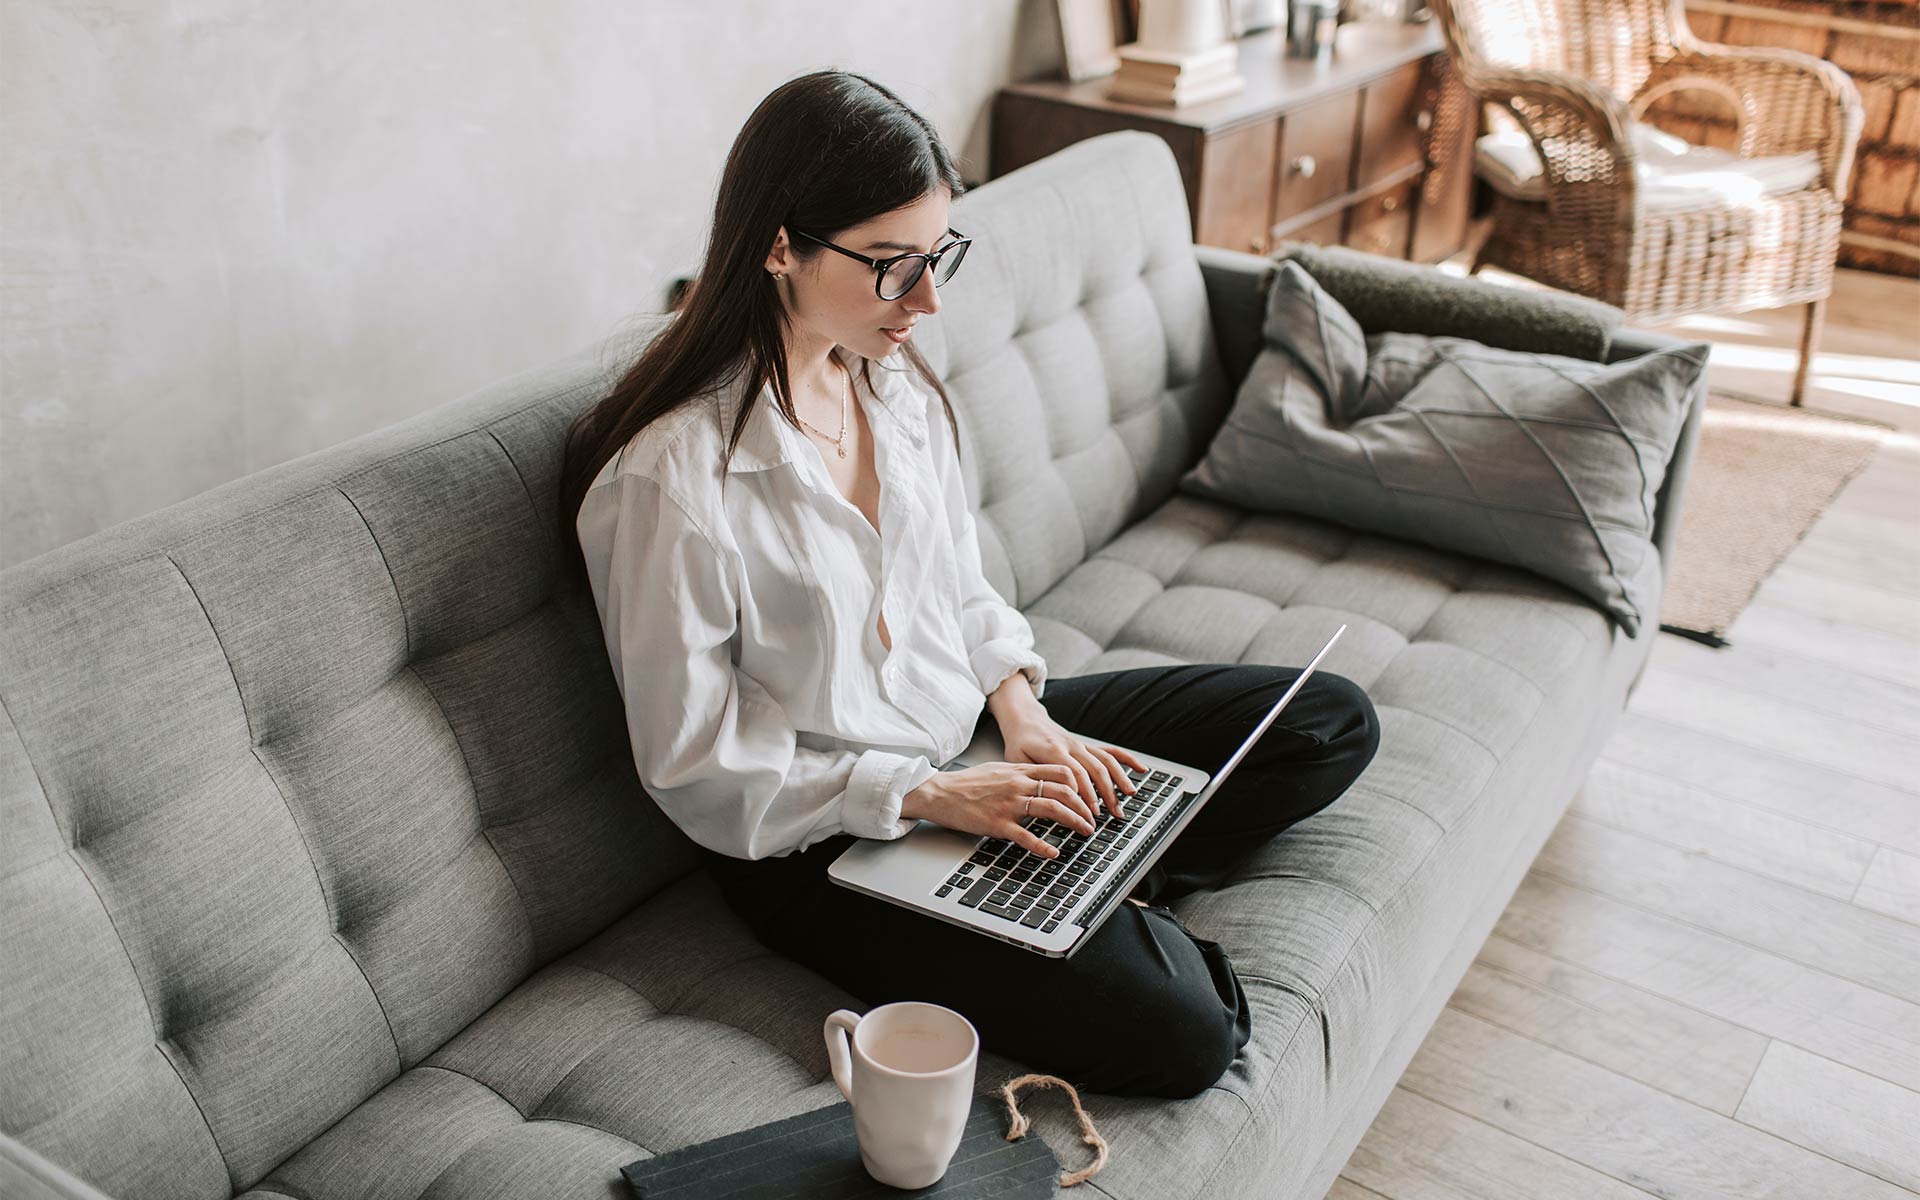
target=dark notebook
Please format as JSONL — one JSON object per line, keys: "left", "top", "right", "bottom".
{"left": 620, "top": 1092, "right": 1062, "bottom": 1198}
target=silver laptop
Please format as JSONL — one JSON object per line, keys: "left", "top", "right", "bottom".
{"left": 828, "top": 624, "right": 1348, "bottom": 958}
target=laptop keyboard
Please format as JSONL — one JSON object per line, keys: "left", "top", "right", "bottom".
{"left": 932, "top": 767, "right": 1181, "bottom": 934}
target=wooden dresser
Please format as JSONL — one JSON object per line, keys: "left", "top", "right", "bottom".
{"left": 991, "top": 21, "right": 1476, "bottom": 264}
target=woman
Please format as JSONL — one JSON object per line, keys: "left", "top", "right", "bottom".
{"left": 559, "top": 69, "right": 1379, "bottom": 1099}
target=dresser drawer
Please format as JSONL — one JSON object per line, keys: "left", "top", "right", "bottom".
{"left": 1343, "top": 180, "right": 1416, "bottom": 258}
{"left": 1272, "top": 90, "right": 1359, "bottom": 230}
{"left": 1356, "top": 61, "right": 1431, "bottom": 188}
{"left": 1196, "top": 118, "right": 1279, "bottom": 254}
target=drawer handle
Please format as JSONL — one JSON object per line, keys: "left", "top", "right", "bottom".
{"left": 1416, "top": 110, "right": 1434, "bottom": 133}
{"left": 1290, "top": 154, "right": 1317, "bottom": 179}
{"left": 1382, "top": 194, "right": 1400, "bottom": 212}
{"left": 1249, "top": 234, "right": 1270, "bottom": 254}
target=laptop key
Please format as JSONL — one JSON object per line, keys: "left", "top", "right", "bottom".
{"left": 1042, "top": 917, "right": 1062, "bottom": 932}
{"left": 935, "top": 884, "right": 953, "bottom": 897}
{"left": 981, "top": 902, "right": 1017, "bottom": 920}
{"left": 1020, "top": 908, "right": 1048, "bottom": 928}
{"left": 959, "top": 877, "right": 997, "bottom": 907}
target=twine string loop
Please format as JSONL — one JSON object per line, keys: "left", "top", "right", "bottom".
{"left": 996, "top": 1073, "right": 1109, "bottom": 1187}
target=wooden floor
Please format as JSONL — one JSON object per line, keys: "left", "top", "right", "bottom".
{"left": 1328, "top": 261, "right": 1920, "bottom": 1199}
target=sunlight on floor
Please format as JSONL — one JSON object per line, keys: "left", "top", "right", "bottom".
{"left": 1438, "top": 244, "right": 1920, "bottom": 415}
{"left": 1691, "top": 341, "right": 1920, "bottom": 408}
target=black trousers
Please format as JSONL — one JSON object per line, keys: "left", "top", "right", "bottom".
{"left": 703, "top": 663, "right": 1381, "bottom": 1099}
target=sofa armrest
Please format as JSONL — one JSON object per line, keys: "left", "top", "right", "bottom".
{"left": 1195, "top": 243, "right": 1277, "bottom": 394}
{"left": 1198, "top": 240, "right": 1628, "bottom": 375}
{"left": 0, "top": 1134, "right": 117, "bottom": 1200}
{"left": 1279, "top": 244, "right": 1625, "bottom": 360}
{"left": 1609, "top": 327, "right": 1710, "bottom": 581}
{"left": 1637, "top": 45, "right": 1864, "bottom": 188}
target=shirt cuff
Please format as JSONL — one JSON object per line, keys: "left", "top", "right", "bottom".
{"left": 971, "top": 641, "right": 1048, "bottom": 703}
{"left": 843, "top": 750, "right": 939, "bottom": 840}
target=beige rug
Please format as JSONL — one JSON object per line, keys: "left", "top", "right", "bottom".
{"left": 1657, "top": 391, "right": 1891, "bottom": 647}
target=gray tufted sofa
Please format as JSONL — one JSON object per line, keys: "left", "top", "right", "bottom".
{"left": 1, "top": 130, "right": 1705, "bottom": 1200}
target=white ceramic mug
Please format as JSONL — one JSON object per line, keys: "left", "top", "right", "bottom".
{"left": 823, "top": 1001, "right": 980, "bottom": 1189}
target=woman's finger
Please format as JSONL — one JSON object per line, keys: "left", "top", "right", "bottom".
{"left": 1027, "top": 762, "right": 1091, "bottom": 826}
{"left": 1019, "top": 776, "right": 1087, "bottom": 837}
{"left": 1044, "top": 797, "right": 1093, "bottom": 837}
{"left": 1042, "top": 772, "right": 1095, "bottom": 831}
{"left": 1087, "top": 745, "right": 1134, "bottom": 816}
{"left": 1010, "top": 818, "right": 1057, "bottom": 858}
{"left": 1074, "top": 743, "right": 1119, "bottom": 812}
{"left": 1064, "top": 754, "right": 1097, "bottom": 810}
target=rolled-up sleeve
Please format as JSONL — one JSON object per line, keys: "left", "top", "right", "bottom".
{"left": 578, "top": 471, "right": 937, "bottom": 860}
{"left": 926, "top": 397, "right": 1048, "bottom": 702}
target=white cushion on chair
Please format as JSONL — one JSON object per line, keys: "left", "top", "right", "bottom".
{"left": 1474, "top": 122, "right": 1821, "bottom": 214}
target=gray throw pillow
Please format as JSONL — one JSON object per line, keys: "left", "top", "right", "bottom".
{"left": 1180, "top": 260, "right": 1707, "bottom": 637}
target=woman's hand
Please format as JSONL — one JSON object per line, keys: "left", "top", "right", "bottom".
{"left": 903, "top": 762, "right": 1097, "bottom": 859}
{"left": 997, "top": 707, "right": 1145, "bottom": 821}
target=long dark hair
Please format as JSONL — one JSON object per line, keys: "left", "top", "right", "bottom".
{"left": 558, "top": 69, "right": 967, "bottom": 585}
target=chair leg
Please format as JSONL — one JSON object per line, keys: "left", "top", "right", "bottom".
{"left": 1790, "top": 296, "right": 1826, "bottom": 408}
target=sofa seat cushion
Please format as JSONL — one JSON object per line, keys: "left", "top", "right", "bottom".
{"left": 243, "top": 492, "right": 1643, "bottom": 1200}
{"left": 1026, "top": 492, "right": 1618, "bottom": 723}
{"left": 1005, "top": 492, "right": 1654, "bottom": 1196}
{"left": 238, "top": 871, "right": 1042, "bottom": 1200}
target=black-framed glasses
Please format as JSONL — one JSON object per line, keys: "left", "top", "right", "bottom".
{"left": 790, "top": 226, "right": 971, "bottom": 301}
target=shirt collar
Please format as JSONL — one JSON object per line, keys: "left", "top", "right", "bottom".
{"left": 718, "top": 345, "right": 928, "bottom": 475}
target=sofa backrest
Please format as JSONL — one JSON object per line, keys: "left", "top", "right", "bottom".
{"left": 0, "top": 333, "right": 693, "bottom": 1194}
{"left": 0, "top": 128, "right": 1229, "bottom": 1195}
{"left": 912, "top": 131, "right": 1233, "bottom": 608}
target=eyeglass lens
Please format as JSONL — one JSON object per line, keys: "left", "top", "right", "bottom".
{"left": 878, "top": 240, "right": 968, "bottom": 300}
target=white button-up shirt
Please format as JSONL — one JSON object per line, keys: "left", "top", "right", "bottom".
{"left": 576, "top": 345, "right": 1049, "bottom": 861}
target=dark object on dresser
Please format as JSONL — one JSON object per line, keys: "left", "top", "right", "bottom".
{"left": 993, "top": 22, "right": 1476, "bottom": 263}
{"left": 619, "top": 1094, "right": 1059, "bottom": 1199}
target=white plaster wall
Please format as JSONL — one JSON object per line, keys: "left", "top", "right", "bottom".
{"left": 2, "top": 0, "right": 1061, "bottom": 567}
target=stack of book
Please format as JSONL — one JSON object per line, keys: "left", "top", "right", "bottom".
{"left": 1105, "top": 40, "right": 1246, "bottom": 107}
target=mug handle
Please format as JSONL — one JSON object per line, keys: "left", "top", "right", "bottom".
{"left": 824, "top": 1009, "right": 862, "bottom": 1104}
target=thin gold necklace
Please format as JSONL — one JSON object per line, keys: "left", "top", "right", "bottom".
{"left": 793, "top": 356, "right": 850, "bottom": 458}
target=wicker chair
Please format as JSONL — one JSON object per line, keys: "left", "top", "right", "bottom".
{"left": 1429, "top": 0, "right": 1864, "bottom": 405}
